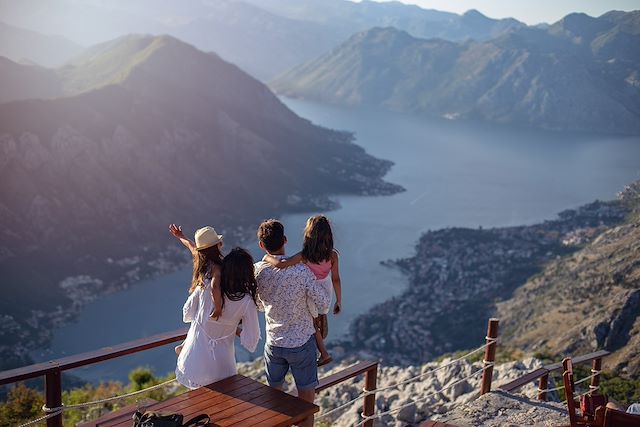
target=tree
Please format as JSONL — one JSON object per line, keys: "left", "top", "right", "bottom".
{"left": 0, "top": 383, "right": 44, "bottom": 426}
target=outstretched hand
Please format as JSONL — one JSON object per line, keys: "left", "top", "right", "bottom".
{"left": 169, "top": 224, "right": 185, "bottom": 239}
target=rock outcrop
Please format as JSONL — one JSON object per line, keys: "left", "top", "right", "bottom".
{"left": 498, "top": 181, "right": 640, "bottom": 377}
{"left": 239, "top": 357, "right": 569, "bottom": 426}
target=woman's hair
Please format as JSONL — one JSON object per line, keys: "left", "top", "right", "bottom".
{"left": 301, "top": 215, "right": 334, "bottom": 264}
{"left": 220, "top": 247, "right": 258, "bottom": 309}
{"left": 189, "top": 244, "right": 224, "bottom": 293}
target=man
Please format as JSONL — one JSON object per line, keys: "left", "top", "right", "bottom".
{"left": 254, "top": 219, "right": 330, "bottom": 427}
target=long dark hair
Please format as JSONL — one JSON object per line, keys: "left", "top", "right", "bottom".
{"left": 301, "top": 215, "right": 334, "bottom": 264}
{"left": 220, "top": 247, "right": 258, "bottom": 310}
{"left": 189, "top": 244, "right": 223, "bottom": 293}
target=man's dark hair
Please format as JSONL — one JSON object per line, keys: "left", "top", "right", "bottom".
{"left": 257, "top": 219, "right": 285, "bottom": 253}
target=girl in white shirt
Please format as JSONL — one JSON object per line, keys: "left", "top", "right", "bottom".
{"left": 176, "top": 247, "right": 261, "bottom": 389}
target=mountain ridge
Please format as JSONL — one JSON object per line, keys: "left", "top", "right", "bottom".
{"left": 0, "top": 34, "right": 402, "bottom": 369}
{"left": 0, "top": 0, "right": 527, "bottom": 80}
{"left": 0, "top": 21, "right": 83, "bottom": 67}
{"left": 272, "top": 11, "right": 640, "bottom": 134}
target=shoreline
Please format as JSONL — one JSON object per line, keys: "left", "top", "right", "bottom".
{"left": 0, "top": 180, "right": 402, "bottom": 373}
{"left": 330, "top": 196, "right": 630, "bottom": 365}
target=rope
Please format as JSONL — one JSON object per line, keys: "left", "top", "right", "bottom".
{"left": 17, "top": 409, "right": 63, "bottom": 427}
{"left": 574, "top": 371, "right": 600, "bottom": 386}
{"left": 356, "top": 364, "right": 492, "bottom": 426}
{"left": 577, "top": 386, "right": 600, "bottom": 398}
{"left": 369, "top": 339, "right": 496, "bottom": 396}
{"left": 537, "top": 370, "right": 601, "bottom": 393}
{"left": 538, "top": 384, "right": 565, "bottom": 393}
{"left": 317, "top": 339, "right": 496, "bottom": 420}
{"left": 19, "top": 378, "right": 177, "bottom": 426}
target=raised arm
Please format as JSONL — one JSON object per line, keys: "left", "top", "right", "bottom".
{"left": 331, "top": 250, "right": 343, "bottom": 314}
{"left": 262, "top": 252, "right": 303, "bottom": 269}
{"left": 169, "top": 224, "right": 197, "bottom": 255}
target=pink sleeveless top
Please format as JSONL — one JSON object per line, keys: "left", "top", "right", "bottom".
{"left": 306, "top": 259, "right": 331, "bottom": 280}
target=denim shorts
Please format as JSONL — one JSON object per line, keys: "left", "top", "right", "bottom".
{"left": 264, "top": 335, "right": 318, "bottom": 391}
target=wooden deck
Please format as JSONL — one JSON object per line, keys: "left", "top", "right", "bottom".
{"left": 85, "top": 374, "right": 318, "bottom": 427}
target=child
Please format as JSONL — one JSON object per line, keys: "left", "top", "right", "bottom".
{"left": 263, "top": 215, "right": 342, "bottom": 366}
{"left": 169, "top": 224, "right": 224, "bottom": 355}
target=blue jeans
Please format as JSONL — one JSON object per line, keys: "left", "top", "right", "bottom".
{"left": 264, "top": 335, "right": 318, "bottom": 391}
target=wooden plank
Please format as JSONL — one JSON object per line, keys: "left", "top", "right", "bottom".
{"left": 103, "top": 375, "right": 253, "bottom": 425}
{"left": 214, "top": 394, "right": 290, "bottom": 426}
{"left": 107, "top": 376, "right": 318, "bottom": 427}
{"left": 172, "top": 381, "right": 270, "bottom": 420}
{"left": 214, "top": 390, "right": 289, "bottom": 426}
{"left": 316, "top": 360, "right": 378, "bottom": 392}
{"left": 498, "top": 367, "right": 549, "bottom": 392}
{"left": 544, "top": 350, "right": 609, "bottom": 372}
{"left": 0, "top": 328, "right": 188, "bottom": 385}
{"left": 77, "top": 399, "right": 156, "bottom": 427}
{"left": 251, "top": 391, "right": 318, "bottom": 427}
{"left": 230, "top": 392, "right": 317, "bottom": 427}
{"left": 212, "top": 389, "right": 302, "bottom": 426}
{"left": 106, "top": 376, "right": 261, "bottom": 427}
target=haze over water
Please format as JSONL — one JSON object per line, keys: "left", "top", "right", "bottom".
{"left": 33, "top": 99, "right": 640, "bottom": 383}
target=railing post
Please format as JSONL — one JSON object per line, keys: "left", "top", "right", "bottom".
{"left": 45, "top": 366, "right": 62, "bottom": 427}
{"left": 537, "top": 373, "right": 549, "bottom": 401}
{"left": 362, "top": 363, "right": 377, "bottom": 427}
{"left": 590, "top": 358, "right": 602, "bottom": 394}
{"left": 480, "top": 318, "right": 499, "bottom": 395}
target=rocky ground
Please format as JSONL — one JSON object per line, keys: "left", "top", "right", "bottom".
{"left": 498, "top": 181, "right": 640, "bottom": 377}
{"left": 440, "top": 390, "right": 568, "bottom": 427}
{"left": 238, "top": 356, "right": 569, "bottom": 426}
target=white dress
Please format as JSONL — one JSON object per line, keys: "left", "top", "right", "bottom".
{"left": 175, "top": 281, "right": 260, "bottom": 389}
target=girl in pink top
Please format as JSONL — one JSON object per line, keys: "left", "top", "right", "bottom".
{"left": 263, "top": 215, "right": 342, "bottom": 366}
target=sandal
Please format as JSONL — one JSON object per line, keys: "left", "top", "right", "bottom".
{"left": 317, "top": 356, "right": 333, "bottom": 367}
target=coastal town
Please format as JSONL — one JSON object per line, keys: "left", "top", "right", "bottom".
{"left": 332, "top": 197, "right": 629, "bottom": 365}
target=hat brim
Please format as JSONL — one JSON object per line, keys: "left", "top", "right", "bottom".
{"left": 196, "top": 235, "right": 223, "bottom": 251}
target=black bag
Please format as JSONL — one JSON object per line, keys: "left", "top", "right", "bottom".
{"left": 132, "top": 410, "right": 209, "bottom": 427}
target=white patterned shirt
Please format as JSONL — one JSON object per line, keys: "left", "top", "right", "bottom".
{"left": 255, "top": 257, "right": 330, "bottom": 348}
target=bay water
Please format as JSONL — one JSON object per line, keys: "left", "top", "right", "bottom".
{"left": 32, "top": 100, "right": 640, "bottom": 383}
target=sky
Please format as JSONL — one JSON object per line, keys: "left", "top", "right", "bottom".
{"left": 374, "top": 0, "right": 640, "bottom": 25}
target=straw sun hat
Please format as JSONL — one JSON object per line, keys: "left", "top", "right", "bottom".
{"left": 194, "top": 226, "right": 223, "bottom": 250}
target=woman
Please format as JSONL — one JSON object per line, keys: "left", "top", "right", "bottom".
{"left": 170, "top": 225, "right": 260, "bottom": 389}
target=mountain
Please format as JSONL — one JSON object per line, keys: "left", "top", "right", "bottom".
{"left": 0, "top": 0, "right": 524, "bottom": 80}
{"left": 498, "top": 181, "right": 640, "bottom": 377}
{"left": 272, "top": 11, "right": 640, "bottom": 134}
{"left": 0, "top": 57, "right": 62, "bottom": 103}
{"left": 0, "top": 34, "right": 400, "bottom": 368}
{"left": 242, "top": 0, "right": 523, "bottom": 42}
{"left": 0, "top": 21, "right": 82, "bottom": 67}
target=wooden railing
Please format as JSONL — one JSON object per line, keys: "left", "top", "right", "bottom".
{"left": 498, "top": 349, "right": 610, "bottom": 401}
{"left": 0, "top": 329, "right": 379, "bottom": 427}
{"left": 316, "top": 360, "right": 378, "bottom": 427}
{"left": 0, "top": 328, "right": 188, "bottom": 427}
